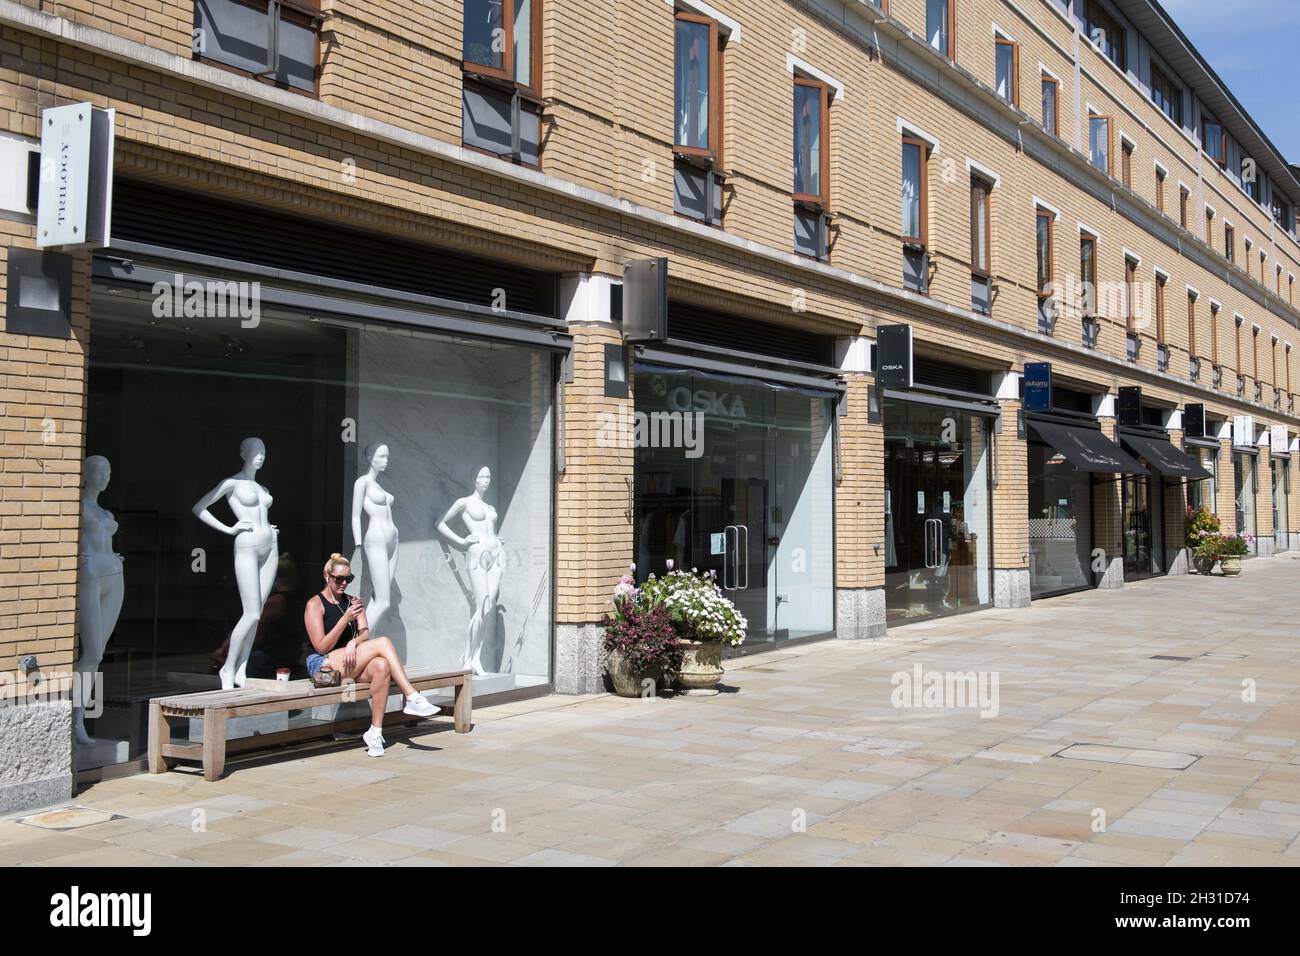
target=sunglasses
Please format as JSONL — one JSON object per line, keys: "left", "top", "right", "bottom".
{"left": 328, "top": 573, "right": 354, "bottom": 585}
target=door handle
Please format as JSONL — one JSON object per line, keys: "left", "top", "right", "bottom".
{"left": 723, "top": 525, "right": 738, "bottom": 590}
{"left": 738, "top": 524, "right": 749, "bottom": 590}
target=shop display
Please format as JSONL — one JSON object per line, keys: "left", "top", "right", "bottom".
{"left": 437, "top": 466, "right": 504, "bottom": 676}
{"left": 75, "top": 456, "right": 124, "bottom": 745}
{"left": 351, "top": 442, "right": 399, "bottom": 632}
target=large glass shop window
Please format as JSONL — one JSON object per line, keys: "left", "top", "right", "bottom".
{"left": 883, "top": 400, "right": 994, "bottom": 622}
{"left": 80, "top": 283, "right": 554, "bottom": 767}
{"left": 1233, "top": 452, "right": 1258, "bottom": 554}
{"left": 631, "top": 366, "right": 836, "bottom": 649}
{"left": 1027, "top": 438, "right": 1094, "bottom": 596}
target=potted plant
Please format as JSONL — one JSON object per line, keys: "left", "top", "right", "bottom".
{"left": 1192, "top": 531, "right": 1224, "bottom": 576}
{"left": 1186, "top": 506, "right": 1221, "bottom": 575}
{"left": 601, "top": 569, "right": 683, "bottom": 697}
{"left": 1217, "top": 532, "right": 1251, "bottom": 576}
{"left": 640, "top": 561, "right": 747, "bottom": 694}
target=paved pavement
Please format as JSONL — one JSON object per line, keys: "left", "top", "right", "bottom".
{"left": 5, "top": 556, "right": 1300, "bottom": 866}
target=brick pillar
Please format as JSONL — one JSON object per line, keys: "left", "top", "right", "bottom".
{"left": 1094, "top": 414, "right": 1125, "bottom": 588}
{"left": 1165, "top": 428, "right": 1189, "bottom": 574}
{"left": 834, "top": 369, "right": 885, "bottom": 639}
{"left": 0, "top": 226, "right": 88, "bottom": 812}
{"left": 991, "top": 397, "right": 1030, "bottom": 607}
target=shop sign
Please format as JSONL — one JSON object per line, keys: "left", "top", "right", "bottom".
{"left": 1271, "top": 425, "right": 1288, "bottom": 454}
{"left": 1183, "top": 403, "right": 1205, "bottom": 439}
{"left": 1117, "top": 386, "right": 1142, "bottom": 428}
{"left": 1233, "top": 415, "right": 1254, "bottom": 447}
{"left": 37, "top": 103, "right": 114, "bottom": 249}
{"left": 1023, "top": 362, "right": 1052, "bottom": 412}
{"left": 666, "top": 386, "right": 746, "bottom": 418}
{"left": 622, "top": 258, "right": 667, "bottom": 341}
{"left": 876, "top": 324, "right": 913, "bottom": 388}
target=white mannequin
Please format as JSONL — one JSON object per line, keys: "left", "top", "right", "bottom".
{"left": 192, "top": 437, "right": 278, "bottom": 689}
{"left": 436, "top": 466, "right": 503, "bottom": 677}
{"left": 75, "top": 456, "right": 124, "bottom": 745}
{"left": 351, "top": 442, "right": 398, "bottom": 631}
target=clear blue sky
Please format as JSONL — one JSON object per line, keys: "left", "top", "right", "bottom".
{"left": 1161, "top": 0, "right": 1300, "bottom": 164}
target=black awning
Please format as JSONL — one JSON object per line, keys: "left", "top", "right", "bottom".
{"left": 1027, "top": 418, "right": 1149, "bottom": 474}
{"left": 1121, "top": 432, "right": 1214, "bottom": 479}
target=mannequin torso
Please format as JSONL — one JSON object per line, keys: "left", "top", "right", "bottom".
{"left": 81, "top": 499, "right": 122, "bottom": 578}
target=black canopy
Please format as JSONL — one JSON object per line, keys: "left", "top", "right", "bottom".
{"left": 1121, "top": 431, "right": 1214, "bottom": 479}
{"left": 1028, "top": 418, "right": 1148, "bottom": 474}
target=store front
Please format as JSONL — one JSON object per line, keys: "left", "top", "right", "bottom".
{"left": 630, "top": 346, "right": 839, "bottom": 652}
{"left": 1184, "top": 437, "right": 1219, "bottom": 516}
{"left": 1233, "top": 450, "right": 1259, "bottom": 555}
{"left": 1118, "top": 424, "right": 1211, "bottom": 579}
{"left": 1271, "top": 455, "right": 1290, "bottom": 552}
{"left": 76, "top": 183, "right": 563, "bottom": 771}
{"left": 1025, "top": 403, "right": 1146, "bottom": 597}
{"left": 881, "top": 362, "right": 996, "bottom": 623}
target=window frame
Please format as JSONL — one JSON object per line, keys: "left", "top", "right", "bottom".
{"left": 1149, "top": 62, "right": 1182, "bottom": 126}
{"left": 1124, "top": 255, "right": 1138, "bottom": 332}
{"left": 1041, "top": 73, "right": 1059, "bottom": 136}
{"left": 461, "top": 0, "right": 544, "bottom": 95}
{"left": 1187, "top": 291, "right": 1198, "bottom": 358}
{"left": 673, "top": 11, "right": 723, "bottom": 164}
{"left": 1179, "top": 186, "right": 1189, "bottom": 229}
{"left": 1084, "top": 0, "right": 1126, "bottom": 72}
{"left": 1155, "top": 166, "right": 1166, "bottom": 213}
{"left": 1210, "top": 303, "right": 1220, "bottom": 366}
{"left": 1079, "top": 232, "right": 1097, "bottom": 317}
{"left": 1088, "top": 114, "right": 1113, "bottom": 176}
{"left": 192, "top": 0, "right": 324, "bottom": 96}
{"left": 1155, "top": 271, "right": 1167, "bottom": 345}
{"left": 901, "top": 136, "right": 930, "bottom": 248}
{"left": 1225, "top": 223, "right": 1235, "bottom": 263}
{"left": 995, "top": 37, "right": 1019, "bottom": 107}
{"left": 1121, "top": 138, "right": 1133, "bottom": 188}
{"left": 792, "top": 75, "right": 832, "bottom": 209}
{"left": 1202, "top": 116, "right": 1227, "bottom": 168}
{"left": 970, "top": 176, "right": 992, "bottom": 278}
{"left": 1035, "top": 208, "right": 1055, "bottom": 302}
{"left": 926, "top": 0, "right": 957, "bottom": 61}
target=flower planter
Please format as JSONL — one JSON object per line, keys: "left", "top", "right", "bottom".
{"left": 1220, "top": 555, "right": 1243, "bottom": 576}
{"left": 605, "top": 648, "right": 662, "bottom": 698}
{"left": 676, "top": 640, "right": 724, "bottom": 694}
{"left": 1192, "top": 553, "right": 1217, "bottom": 575}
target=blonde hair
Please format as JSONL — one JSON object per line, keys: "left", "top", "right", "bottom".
{"left": 323, "top": 553, "right": 351, "bottom": 576}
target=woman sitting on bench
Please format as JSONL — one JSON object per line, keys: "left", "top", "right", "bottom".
{"left": 304, "top": 553, "right": 436, "bottom": 756}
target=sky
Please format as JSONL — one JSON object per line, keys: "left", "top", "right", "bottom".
{"left": 1161, "top": 0, "right": 1300, "bottom": 164}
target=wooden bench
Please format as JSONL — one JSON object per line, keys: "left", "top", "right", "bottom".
{"left": 147, "top": 667, "right": 472, "bottom": 781}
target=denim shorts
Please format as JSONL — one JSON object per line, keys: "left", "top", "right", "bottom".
{"left": 306, "top": 653, "right": 328, "bottom": 678}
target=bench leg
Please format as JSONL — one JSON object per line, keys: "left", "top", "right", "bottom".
{"left": 453, "top": 678, "right": 472, "bottom": 733}
{"left": 148, "top": 700, "right": 173, "bottom": 774}
{"left": 203, "top": 709, "right": 228, "bottom": 781}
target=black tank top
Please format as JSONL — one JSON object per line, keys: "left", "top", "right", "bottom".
{"left": 316, "top": 592, "right": 358, "bottom": 652}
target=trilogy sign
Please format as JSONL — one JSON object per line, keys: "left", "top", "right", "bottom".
{"left": 37, "top": 103, "right": 115, "bottom": 249}
{"left": 876, "top": 324, "right": 913, "bottom": 388}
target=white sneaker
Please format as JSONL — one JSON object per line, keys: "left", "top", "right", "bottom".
{"left": 403, "top": 693, "right": 436, "bottom": 718}
{"left": 362, "top": 726, "right": 385, "bottom": 757}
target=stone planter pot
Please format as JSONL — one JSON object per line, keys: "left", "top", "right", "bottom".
{"left": 1192, "top": 553, "right": 1217, "bottom": 575}
{"left": 676, "top": 640, "right": 725, "bottom": 694}
{"left": 1220, "top": 555, "right": 1243, "bottom": 576}
{"left": 605, "top": 648, "right": 662, "bottom": 698}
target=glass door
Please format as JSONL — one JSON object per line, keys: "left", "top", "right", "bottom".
{"left": 884, "top": 400, "right": 993, "bottom": 622}
{"left": 1122, "top": 475, "right": 1164, "bottom": 578}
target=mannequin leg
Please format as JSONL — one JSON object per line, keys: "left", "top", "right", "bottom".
{"left": 223, "top": 547, "right": 263, "bottom": 689}
{"left": 364, "top": 537, "right": 391, "bottom": 632}
{"left": 233, "top": 543, "right": 278, "bottom": 686}
{"left": 472, "top": 555, "right": 504, "bottom": 674}
{"left": 466, "top": 557, "right": 488, "bottom": 676}
{"left": 74, "top": 577, "right": 106, "bottom": 745}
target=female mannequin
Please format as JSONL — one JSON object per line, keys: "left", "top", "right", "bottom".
{"left": 351, "top": 442, "right": 398, "bottom": 631}
{"left": 192, "top": 437, "right": 278, "bottom": 689}
{"left": 75, "top": 456, "right": 124, "bottom": 745}
{"left": 436, "top": 466, "right": 503, "bottom": 676}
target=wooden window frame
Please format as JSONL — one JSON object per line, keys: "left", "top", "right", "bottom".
{"left": 461, "top": 0, "right": 544, "bottom": 95}
{"left": 1187, "top": 292, "right": 1197, "bottom": 357}
{"left": 1277, "top": 265, "right": 1283, "bottom": 297}
{"left": 1124, "top": 256, "right": 1138, "bottom": 332}
{"left": 1155, "top": 272, "right": 1167, "bottom": 345}
{"left": 1036, "top": 209, "right": 1055, "bottom": 301}
{"left": 1155, "top": 167, "right": 1166, "bottom": 213}
{"left": 1225, "top": 224, "right": 1235, "bottom": 263}
{"left": 1179, "top": 186, "right": 1189, "bottom": 228}
{"left": 902, "top": 136, "right": 929, "bottom": 248}
{"left": 1121, "top": 139, "right": 1133, "bottom": 188}
{"left": 792, "top": 76, "right": 831, "bottom": 209}
{"left": 1041, "top": 74, "right": 1059, "bottom": 136}
{"left": 970, "top": 177, "right": 992, "bottom": 278}
{"left": 1202, "top": 118, "right": 1227, "bottom": 169}
{"left": 1210, "top": 304, "right": 1220, "bottom": 366}
{"left": 1089, "top": 114, "right": 1113, "bottom": 176}
{"left": 927, "top": 0, "right": 958, "bottom": 61}
{"left": 1204, "top": 206, "right": 1213, "bottom": 245}
{"left": 1080, "top": 233, "right": 1096, "bottom": 317}
{"left": 673, "top": 12, "right": 724, "bottom": 165}
{"left": 995, "top": 37, "right": 1019, "bottom": 107}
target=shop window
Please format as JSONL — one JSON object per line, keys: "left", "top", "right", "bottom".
{"left": 927, "top": 0, "right": 955, "bottom": 59}
{"left": 462, "top": 0, "right": 544, "bottom": 166}
{"left": 1202, "top": 116, "right": 1226, "bottom": 167}
{"left": 1041, "top": 74, "right": 1059, "bottom": 135}
{"left": 995, "top": 36, "right": 1018, "bottom": 106}
{"left": 793, "top": 76, "right": 831, "bottom": 259}
{"left": 1083, "top": 0, "right": 1126, "bottom": 71}
{"left": 1089, "top": 114, "right": 1112, "bottom": 175}
{"left": 970, "top": 176, "right": 992, "bottom": 313}
{"left": 192, "top": 0, "right": 321, "bottom": 93}
{"left": 902, "top": 137, "right": 930, "bottom": 292}
{"left": 1036, "top": 207, "right": 1054, "bottom": 333}
{"left": 674, "top": 11, "right": 726, "bottom": 225}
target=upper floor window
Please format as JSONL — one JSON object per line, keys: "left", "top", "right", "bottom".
{"left": 1179, "top": 186, "right": 1190, "bottom": 228}
{"left": 1036, "top": 209, "right": 1054, "bottom": 300}
{"left": 1271, "top": 194, "right": 1294, "bottom": 232}
{"left": 1225, "top": 223, "right": 1235, "bottom": 262}
{"left": 193, "top": 0, "right": 321, "bottom": 94}
{"left": 1041, "top": 73, "right": 1059, "bottom": 135}
{"left": 970, "top": 176, "right": 992, "bottom": 313}
{"left": 461, "top": 0, "right": 544, "bottom": 166}
{"left": 1150, "top": 63, "right": 1182, "bottom": 126}
{"left": 673, "top": 11, "right": 726, "bottom": 225}
{"left": 1088, "top": 114, "right": 1112, "bottom": 175}
{"left": 995, "top": 36, "right": 1019, "bottom": 106}
{"left": 793, "top": 75, "right": 832, "bottom": 259}
{"left": 1246, "top": 170, "right": 1262, "bottom": 203}
{"left": 902, "top": 136, "right": 931, "bottom": 291}
{"left": 927, "top": 0, "right": 955, "bottom": 60}
{"left": 1080, "top": 232, "right": 1096, "bottom": 316}
{"left": 1121, "top": 138, "right": 1133, "bottom": 188}
{"left": 1202, "top": 116, "right": 1226, "bottom": 167}
{"left": 1155, "top": 166, "right": 1166, "bottom": 213}
{"left": 1084, "top": 1, "right": 1126, "bottom": 72}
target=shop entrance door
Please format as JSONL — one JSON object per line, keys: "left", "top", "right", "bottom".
{"left": 1122, "top": 475, "right": 1164, "bottom": 578}
{"left": 884, "top": 401, "right": 993, "bottom": 622}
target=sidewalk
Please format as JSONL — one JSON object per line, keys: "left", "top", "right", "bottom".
{"left": 4, "top": 557, "right": 1300, "bottom": 867}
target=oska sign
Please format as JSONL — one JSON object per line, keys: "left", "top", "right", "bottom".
{"left": 876, "top": 324, "right": 913, "bottom": 388}
{"left": 667, "top": 386, "right": 747, "bottom": 418}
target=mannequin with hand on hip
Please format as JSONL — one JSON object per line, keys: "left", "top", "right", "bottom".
{"left": 436, "top": 466, "right": 503, "bottom": 677}
{"left": 351, "top": 442, "right": 398, "bottom": 632}
{"left": 75, "top": 456, "right": 124, "bottom": 745}
{"left": 192, "top": 437, "right": 278, "bottom": 689}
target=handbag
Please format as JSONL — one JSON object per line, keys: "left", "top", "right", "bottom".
{"left": 311, "top": 664, "right": 342, "bottom": 689}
